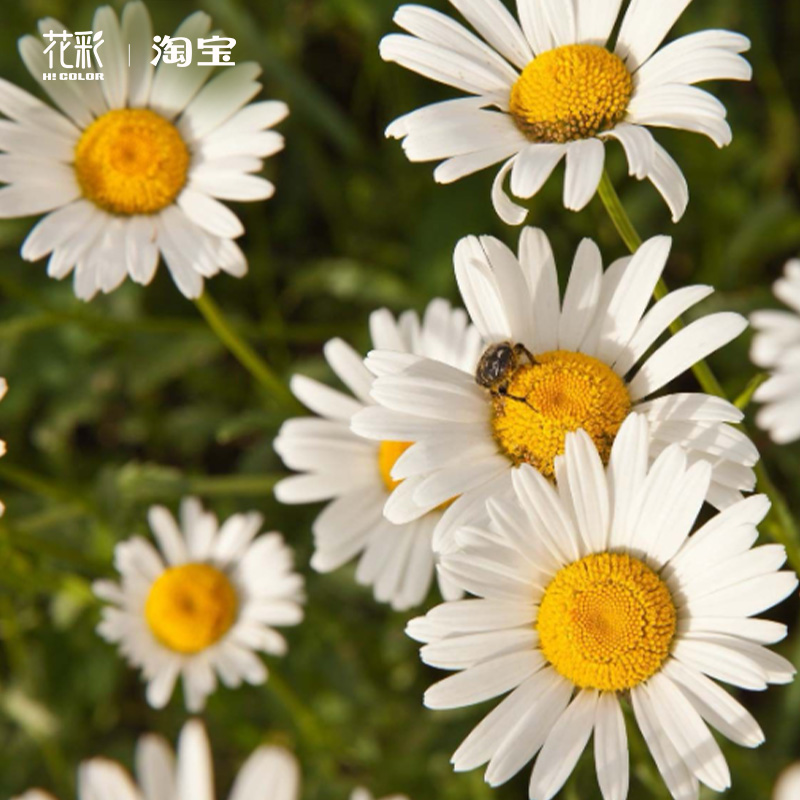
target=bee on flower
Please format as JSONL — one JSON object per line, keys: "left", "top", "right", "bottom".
{"left": 352, "top": 228, "right": 758, "bottom": 552}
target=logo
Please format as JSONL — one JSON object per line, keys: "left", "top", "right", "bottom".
{"left": 41, "top": 31, "right": 237, "bottom": 81}
{"left": 42, "top": 29, "right": 104, "bottom": 81}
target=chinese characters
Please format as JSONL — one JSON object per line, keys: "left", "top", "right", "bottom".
{"left": 151, "top": 34, "right": 236, "bottom": 67}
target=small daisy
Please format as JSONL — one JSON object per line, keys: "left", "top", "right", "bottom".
{"left": 352, "top": 229, "right": 757, "bottom": 552}
{"left": 774, "top": 763, "right": 800, "bottom": 800}
{"left": 274, "top": 299, "right": 484, "bottom": 610}
{"left": 380, "top": 0, "right": 750, "bottom": 224}
{"left": 13, "top": 718, "right": 300, "bottom": 800}
{"left": 750, "top": 259, "right": 800, "bottom": 444}
{"left": 0, "top": 0, "right": 287, "bottom": 300}
{"left": 93, "top": 497, "right": 304, "bottom": 711}
{"left": 408, "top": 415, "right": 797, "bottom": 800}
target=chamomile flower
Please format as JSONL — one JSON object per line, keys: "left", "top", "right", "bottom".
{"left": 750, "top": 259, "right": 800, "bottom": 444}
{"left": 13, "top": 719, "right": 300, "bottom": 800}
{"left": 93, "top": 497, "right": 304, "bottom": 712}
{"left": 274, "top": 299, "right": 484, "bottom": 611}
{"left": 352, "top": 229, "right": 757, "bottom": 552}
{"left": 408, "top": 416, "right": 797, "bottom": 800}
{"left": 0, "top": 0, "right": 287, "bottom": 300}
{"left": 380, "top": 0, "right": 750, "bottom": 224}
{"left": 774, "top": 764, "right": 800, "bottom": 800}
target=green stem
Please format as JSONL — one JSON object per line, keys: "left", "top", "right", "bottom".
{"left": 195, "top": 292, "right": 296, "bottom": 409}
{"left": 597, "top": 170, "right": 800, "bottom": 569}
{"left": 735, "top": 373, "right": 769, "bottom": 411}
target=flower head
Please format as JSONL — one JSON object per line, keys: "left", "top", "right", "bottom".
{"left": 93, "top": 497, "right": 304, "bottom": 711}
{"left": 408, "top": 415, "right": 797, "bottom": 800}
{"left": 1, "top": 1, "right": 287, "bottom": 299}
{"left": 380, "top": 0, "right": 750, "bottom": 223}
{"left": 750, "top": 259, "right": 800, "bottom": 444}
{"left": 352, "top": 228, "right": 757, "bottom": 552}
{"left": 13, "top": 719, "right": 300, "bottom": 800}
{"left": 274, "top": 299, "right": 483, "bottom": 610}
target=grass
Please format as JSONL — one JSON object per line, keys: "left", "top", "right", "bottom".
{"left": 0, "top": 0, "right": 799, "bottom": 797}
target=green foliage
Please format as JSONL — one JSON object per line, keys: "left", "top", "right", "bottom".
{"left": 0, "top": 0, "right": 799, "bottom": 798}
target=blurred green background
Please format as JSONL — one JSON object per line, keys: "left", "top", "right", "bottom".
{"left": 0, "top": 0, "right": 799, "bottom": 798}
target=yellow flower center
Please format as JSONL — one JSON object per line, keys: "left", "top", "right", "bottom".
{"left": 510, "top": 44, "right": 632, "bottom": 143}
{"left": 491, "top": 350, "right": 631, "bottom": 478}
{"left": 379, "top": 440, "right": 412, "bottom": 493}
{"left": 74, "top": 108, "right": 190, "bottom": 215}
{"left": 378, "top": 440, "right": 455, "bottom": 511}
{"left": 538, "top": 553, "right": 677, "bottom": 691}
{"left": 145, "top": 563, "right": 238, "bottom": 654}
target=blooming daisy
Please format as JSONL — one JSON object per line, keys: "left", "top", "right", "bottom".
{"left": 13, "top": 718, "right": 300, "bottom": 800}
{"left": 407, "top": 415, "right": 797, "bottom": 800}
{"left": 774, "top": 763, "right": 800, "bottom": 800}
{"left": 380, "top": 0, "right": 751, "bottom": 224}
{"left": 93, "top": 497, "right": 304, "bottom": 711}
{"left": 750, "top": 259, "right": 800, "bottom": 444}
{"left": 0, "top": 0, "right": 287, "bottom": 300}
{"left": 352, "top": 229, "right": 758, "bottom": 552}
{"left": 274, "top": 298, "right": 485, "bottom": 610}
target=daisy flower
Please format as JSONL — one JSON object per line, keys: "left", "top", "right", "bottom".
{"left": 750, "top": 259, "right": 800, "bottom": 444}
{"left": 352, "top": 228, "right": 758, "bottom": 553}
{"left": 774, "top": 763, "right": 800, "bottom": 800}
{"left": 407, "top": 415, "right": 797, "bottom": 800}
{"left": 380, "top": 0, "right": 751, "bottom": 224}
{"left": 13, "top": 718, "right": 300, "bottom": 800}
{"left": 93, "top": 497, "right": 304, "bottom": 712}
{"left": 1, "top": 0, "right": 287, "bottom": 300}
{"left": 274, "top": 299, "right": 484, "bottom": 610}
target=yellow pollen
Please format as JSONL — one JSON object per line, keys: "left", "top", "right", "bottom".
{"left": 510, "top": 44, "right": 633, "bottom": 143}
{"left": 379, "top": 440, "right": 413, "bottom": 493}
{"left": 491, "top": 350, "right": 631, "bottom": 478}
{"left": 145, "top": 563, "right": 238, "bottom": 654}
{"left": 378, "top": 440, "right": 455, "bottom": 511}
{"left": 74, "top": 108, "right": 190, "bottom": 215}
{"left": 538, "top": 553, "right": 677, "bottom": 691}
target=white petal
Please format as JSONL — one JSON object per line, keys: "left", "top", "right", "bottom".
{"left": 616, "top": 0, "right": 693, "bottom": 70}
{"left": 563, "top": 139, "right": 604, "bottom": 211}
{"left": 529, "top": 689, "right": 598, "bottom": 800}
{"left": 629, "top": 313, "right": 748, "bottom": 400}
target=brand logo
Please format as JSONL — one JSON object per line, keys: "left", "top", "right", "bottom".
{"left": 41, "top": 31, "right": 237, "bottom": 81}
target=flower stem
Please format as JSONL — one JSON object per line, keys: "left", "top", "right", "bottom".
{"left": 194, "top": 292, "right": 296, "bottom": 409}
{"left": 596, "top": 170, "right": 800, "bottom": 568}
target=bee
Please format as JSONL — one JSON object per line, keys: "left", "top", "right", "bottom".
{"left": 475, "top": 341, "right": 536, "bottom": 398}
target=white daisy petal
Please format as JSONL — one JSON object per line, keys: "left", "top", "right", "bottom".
{"left": 616, "top": 0, "right": 693, "bottom": 71}
{"left": 594, "top": 693, "right": 628, "bottom": 800}
{"left": 136, "top": 734, "right": 176, "bottom": 800}
{"left": 563, "top": 138, "right": 604, "bottom": 211}
{"left": 529, "top": 690, "right": 599, "bottom": 800}
{"left": 576, "top": 0, "right": 624, "bottom": 45}
{"left": 750, "top": 260, "right": 800, "bottom": 444}
{"left": 515, "top": 0, "right": 555, "bottom": 55}
{"left": 446, "top": 0, "right": 534, "bottom": 70}
{"left": 629, "top": 313, "right": 748, "bottom": 400}
{"left": 121, "top": 0, "right": 155, "bottom": 107}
